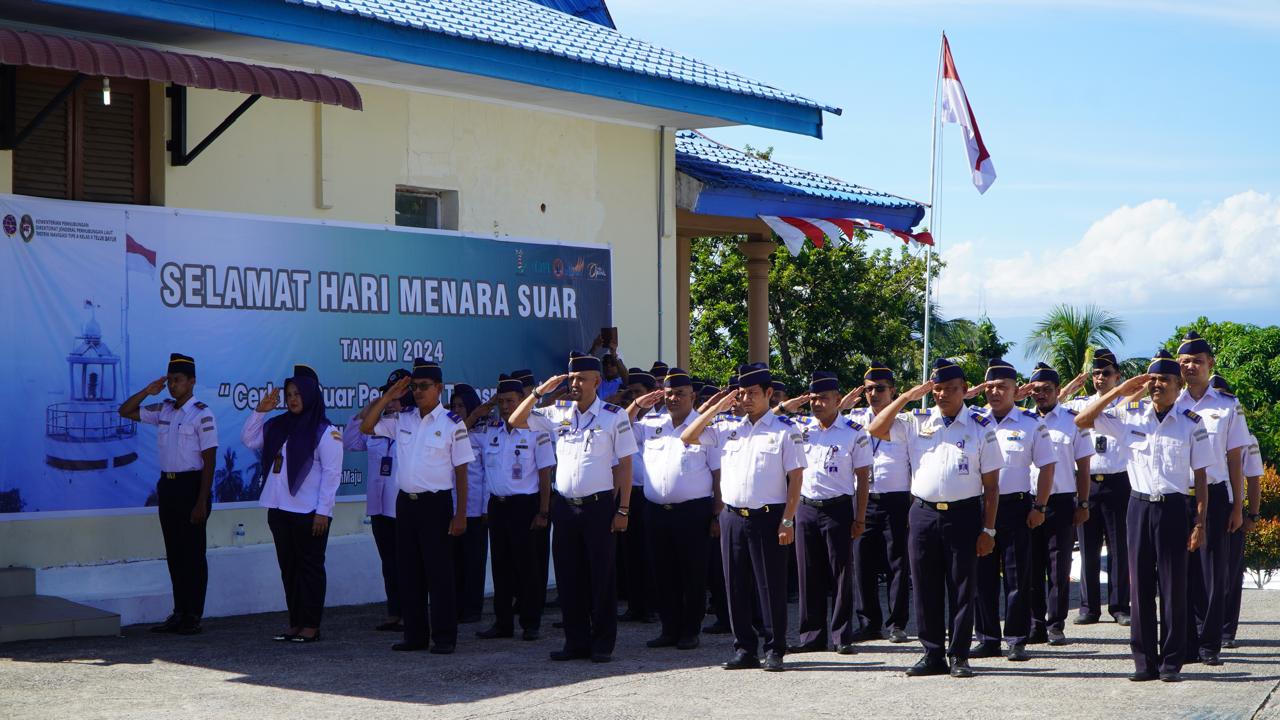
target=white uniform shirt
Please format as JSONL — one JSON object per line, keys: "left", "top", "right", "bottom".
{"left": 372, "top": 404, "right": 474, "bottom": 493}
{"left": 242, "top": 412, "right": 343, "bottom": 516}
{"left": 636, "top": 409, "right": 719, "bottom": 504}
{"left": 478, "top": 420, "right": 556, "bottom": 497}
{"left": 795, "top": 414, "right": 872, "bottom": 500}
{"left": 139, "top": 397, "right": 218, "bottom": 472}
{"left": 1065, "top": 394, "right": 1129, "bottom": 474}
{"left": 1034, "top": 404, "right": 1094, "bottom": 496}
{"left": 698, "top": 411, "right": 806, "bottom": 508}
{"left": 1176, "top": 388, "right": 1251, "bottom": 489}
{"left": 848, "top": 407, "right": 912, "bottom": 493}
{"left": 1244, "top": 434, "right": 1264, "bottom": 478}
{"left": 526, "top": 396, "right": 638, "bottom": 498}
{"left": 889, "top": 406, "right": 1004, "bottom": 503}
{"left": 1092, "top": 399, "right": 1213, "bottom": 497}
{"left": 342, "top": 416, "right": 397, "bottom": 518}
{"left": 980, "top": 407, "right": 1056, "bottom": 495}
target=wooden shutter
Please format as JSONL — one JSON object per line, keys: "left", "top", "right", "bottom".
{"left": 12, "top": 71, "right": 72, "bottom": 200}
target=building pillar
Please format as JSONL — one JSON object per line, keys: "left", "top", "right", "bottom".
{"left": 676, "top": 235, "right": 692, "bottom": 368}
{"left": 738, "top": 238, "right": 776, "bottom": 364}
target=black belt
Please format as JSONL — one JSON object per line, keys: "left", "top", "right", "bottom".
{"left": 556, "top": 490, "right": 612, "bottom": 506}
{"left": 999, "top": 491, "right": 1029, "bottom": 500}
{"left": 913, "top": 495, "right": 981, "bottom": 512}
{"left": 490, "top": 492, "right": 538, "bottom": 503}
{"left": 654, "top": 496, "right": 713, "bottom": 511}
{"left": 1130, "top": 489, "right": 1187, "bottom": 503}
{"left": 726, "top": 503, "right": 784, "bottom": 517}
{"left": 399, "top": 489, "right": 449, "bottom": 501}
{"left": 1092, "top": 472, "right": 1127, "bottom": 483}
{"left": 160, "top": 470, "right": 201, "bottom": 480}
{"left": 801, "top": 494, "right": 850, "bottom": 508}
{"left": 868, "top": 490, "right": 909, "bottom": 500}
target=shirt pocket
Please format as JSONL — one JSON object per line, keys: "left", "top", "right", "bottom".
{"left": 1154, "top": 436, "right": 1186, "bottom": 473}
{"left": 680, "top": 443, "right": 705, "bottom": 470}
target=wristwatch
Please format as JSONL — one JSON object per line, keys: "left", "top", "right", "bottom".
{"left": 1248, "top": 512, "right": 1262, "bottom": 522}
{"left": 982, "top": 527, "right": 997, "bottom": 538}
{"left": 616, "top": 507, "right": 630, "bottom": 517}
{"left": 780, "top": 517, "right": 795, "bottom": 529}
{"left": 1075, "top": 499, "right": 1091, "bottom": 510}
{"left": 1032, "top": 503, "right": 1048, "bottom": 513}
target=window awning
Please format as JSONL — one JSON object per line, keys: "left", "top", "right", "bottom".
{"left": 0, "top": 27, "right": 362, "bottom": 111}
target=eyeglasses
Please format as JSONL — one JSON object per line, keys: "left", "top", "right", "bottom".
{"left": 1091, "top": 369, "right": 1115, "bottom": 377}
{"left": 410, "top": 382, "right": 435, "bottom": 391}
{"left": 866, "top": 385, "right": 890, "bottom": 392}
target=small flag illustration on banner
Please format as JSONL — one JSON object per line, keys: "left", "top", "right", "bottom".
{"left": 125, "top": 234, "right": 156, "bottom": 277}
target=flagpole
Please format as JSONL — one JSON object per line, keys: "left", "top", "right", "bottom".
{"left": 922, "top": 31, "right": 944, "bottom": 393}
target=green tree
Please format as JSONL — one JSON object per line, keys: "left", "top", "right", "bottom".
{"left": 1025, "top": 304, "right": 1126, "bottom": 381}
{"left": 931, "top": 315, "right": 1013, "bottom": 386}
{"left": 1164, "top": 317, "right": 1280, "bottom": 465}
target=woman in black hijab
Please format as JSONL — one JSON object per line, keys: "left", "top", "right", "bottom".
{"left": 241, "top": 364, "right": 343, "bottom": 643}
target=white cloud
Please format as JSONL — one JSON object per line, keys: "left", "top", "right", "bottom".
{"left": 935, "top": 191, "right": 1280, "bottom": 319}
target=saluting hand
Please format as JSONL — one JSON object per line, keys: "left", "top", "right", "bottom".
{"left": 778, "top": 394, "right": 809, "bottom": 414}
{"left": 1014, "top": 383, "right": 1034, "bottom": 401}
{"left": 536, "top": 374, "right": 569, "bottom": 397}
{"left": 1117, "top": 373, "right": 1156, "bottom": 397}
{"left": 145, "top": 376, "right": 168, "bottom": 396}
{"left": 698, "top": 388, "right": 734, "bottom": 414}
{"left": 964, "top": 381, "right": 993, "bottom": 400}
{"left": 901, "top": 381, "right": 934, "bottom": 404}
{"left": 388, "top": 375, "right": 412, "bottom": 398}
{"left": 838, "top": 386, "right": 865, "bottom": 411}
{"left": 1061, "top": 373, "right": 1087, "bottom": 399}
{"left": 635, "top": 389, "right": 665, "bottom": 410}
{"left": 255, "top": 387, "right": 281, "bottom": 413}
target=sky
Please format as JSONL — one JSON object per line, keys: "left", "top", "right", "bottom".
{"left": 608, "top": 0, "right": 1280, "bottom": 370}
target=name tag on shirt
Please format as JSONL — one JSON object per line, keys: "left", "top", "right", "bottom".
{"left": 1095, "top": 435, "right": 1108, "bottom": 454}
{"left": 512, "top": 466, "right": 523, "bottom": 480}
{"left": 380, "top": 456, "right": 393, "bottom": 477}
{"left": 958, "top": 456, "right": 970, "bottom": 476}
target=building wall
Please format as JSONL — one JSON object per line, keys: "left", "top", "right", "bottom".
{"left": 2, "top": 78, "right": 676, "bottom": 573}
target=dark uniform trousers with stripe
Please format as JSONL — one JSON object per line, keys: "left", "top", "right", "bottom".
{"left": 1128, "top": 491, "right": 1190, "bottom": 674}
{"left": 975, "top": 492, "right": 1032, "bottom": 648}
{"left": 795, "top": 496, "right": 856, "bottom": 648}
{"left": 1077, "top": 472, "right": 1131, "bottom": 619}
{"left": 1030, "top": 492, "right": 1075, "bottom": 634}
{"left": 721, "top": 504, "right": 789, "bottom": 657}
{"left": 396, "top": 489, "right": 457, "bottom": 647}
{"left": 551, "top": 491, "right": 618, "bottom": 656}
{"left": 1187, "top": 482, "right": 1232, "bottom": 658}
{"left": 908, "top": 495, "right": 982, "bottom": 661}
{"left": 158, "top": 471, "right": 211, "bottom": 620}
{"left": 854, "top": 491, "right": 912, "bottom": 634}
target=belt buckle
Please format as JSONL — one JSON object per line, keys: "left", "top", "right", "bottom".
{"left": 736, "top": 508, "right": 749, "bottom": 517}
{"left": 1187, "top": 488, "right": 1195, "bottom": 497}
{"left": 1093, "top": 474, "right": 1104, "bottom": 482}
{"left": 569, "top": 496, "right": 584, "bottom": 506}
{"left": 408, "top": 492, "right": 419, "bottom": 500}
{"left": 936, "top": 502, "right": 949, "bottom": 511}
{"left": 1150, "top": 492, "right": 1162, "bottom": 502}
{"left": 164, "top": 472, "right": 176, "bottom": 480}
{"left": 662, "top": 504, "right": 673, "bottom": 510}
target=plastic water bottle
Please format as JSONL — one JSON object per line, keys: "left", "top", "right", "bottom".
{"left": 233, "top": 523, "right": 246, "bottom": 547}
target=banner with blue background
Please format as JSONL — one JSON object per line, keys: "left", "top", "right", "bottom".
{"left": 0, "top": 195, "right": 611, "bottom": 516}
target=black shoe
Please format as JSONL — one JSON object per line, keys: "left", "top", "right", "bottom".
{"left": 476, "top": 625, "right": 514, "bottom": 640}
{"left": 1200, "top": 651, "right": 1223, "bottom": 666}
{"left": 272, "top": 633, "right": 298, "bottom": 642}
{"left": 1183, "top": 654, "right": 1200, "bottom": 665}
{"left": 702, "top": 621, "right": 731, "bottom": 635}
{"left": 375, "top": 620, "right": 404, "bottom": 632}
{"left": 722, "top": 651, "right": 760, "bottom": 670}
{"left": 429, "top": 644, "right": 455, "bottom": 655}
{"left": 392, "top": 642, "right": 428, "bottom": 652}
{"left": 949, "top": 658, "right": 973, "bottom": 678}
{"left": 1159, "top": 671, "right": 1182, "bottom": 683}
{"left": 646, "top": 635, "right": 677, "bottom": 648}
{"left": 1047, "top": 629, "right": 1068, "bottom": 646}
{"left": 1027, "top": 628, "right": 1048, "bottom": 645}
{"left": 1222, "top": 636, "right": 1238, "bottom": 649}
{"left": 1072, "top": 613, "right": 1100, "bottom": 626}
{"left": 150, "top": 615, "right": 182, "bottom": 634}
{"left": 762, "top": 652, "right": 784, "bottom": 672}
{"left": 1113, "top": 612, "right": 1131, "bottom": 627}
{"left": 618, "top": 609, "right": 652, "bottom": 622}
{"left": 905, "top": 656, "right": 949, "bottom": 677}
{"left": 290, "top": 631, "right": 322, "bottom": 644}
{"left": 1129, "top": 670, "right": 1158, "bottom": 682}
{"left": 785, "top": 642, "right": 826, "bottom": 654}
{"left": 522, "top": 629, "right": 541, "bottom": 642}
{"left": 550, "top": 649, "right": 590, "bottom": 661}
{"left": 591, "top": 653, "right": 613, "bottom": 663}
{"left": 457, "top": 614, "right": 482, "bottom": 624}
{"left": 848, "top": 627, "right": 883, "bottom": 643}
{"left": 889, "top": 628, "right": 910, "bottom": 644}
{"left": 676, "top": 636, "right": 700, "bottom": 650}
{"left": 173, "top": 617, "right": 203, "bottom": 636}
{"left": 969, "top": 643, "right": 1002, "bottom": 659}
{"left": 1006, "top": 644, "right": 1029, "bottom": 662}
{"left": 835, "top": 643, "right": 856, "bottom": 655}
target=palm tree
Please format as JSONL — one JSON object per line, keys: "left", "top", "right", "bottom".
{"left": 1025, "top": 304, "right": 1126, "bottom": 381}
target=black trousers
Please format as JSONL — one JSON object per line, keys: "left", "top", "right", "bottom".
{"left": 1187, "top": 482, "right": 1231, "bottom": 656}
{"left": 854, "top": 491, "right": 912, "bottom": 633}
{"left": 908, "top": 496, "right": 981, "bottom": 661}
{"left": 721, "top": 505, "right": 789, "bottom": 657}
{"left": 1077, "top": 472, "right": 1131, "bottom": 618}
{"left": 370, "top": 514, "right": 400, "bottom": 617}
{"left": 975, "top": 493, "right": 1032, "bottom": 647}
{"left": 452, "top": 516, "right": 488, "bottom": 620}
{"left": 396, "top": 490, "right": 457, "bottom": 647}
{"left": 157, "top": 472, "right": 210, "bottom": 619}
{"left": 488, "top": 493, "right": 548, "bottom": 631}
{"left": 1030, "top": 492, "right": 1075, "bottom": 634}
{"left": 1223, "top": 524, "right": 1246, "bottom": 640}
{"left": 551, "top": 493, "right": 618, "bottom": 656}
{"left": 619, "top": 491, "right": 656, "bottom": 615}
{"left": 648, "top": 496, "right": 713, "bottom": 640}
{"left": 267, "top": 508, "right": 329, "bottom": 629}
{"left": 795, "top": 498, "right": 856, "bottom": 648}
{"left": 1129, "top": 492, "right": 1190, "bottom": 675}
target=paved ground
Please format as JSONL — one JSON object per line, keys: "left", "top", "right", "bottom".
{"left": 2, "top": 589, "right": 1278, "bottom": 720}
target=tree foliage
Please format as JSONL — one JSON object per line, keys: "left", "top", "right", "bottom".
{"left": 1024, "top": 304, "right": 1126, "bottom": 381}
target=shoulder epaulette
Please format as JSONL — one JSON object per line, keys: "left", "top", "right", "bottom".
{"left": 555, "top": 399, "right": 572, "bottom": 408}
{"left": 144, "top": 402, "right": 162, "bottom": 411}
{"left": 845, "top": 418, "right": 863, "bottom": 431}
{"left": 163, "top": 398, "right": 175, "bottom": 405}
{"left": 193, "top": 401, "right": 208, "bottom": 410}
{"left": 1022, "top": 409, "right": 1038, "bottom": 419}
{"left": 1182, "top": 409, "right": 1202, "bottom": 423}
{"left": 1065, "top": 407, "right": 1079, "bottom": 416}
{"left": 602, "top": 403, "right": 621, "bottom": 414}
{"left": 1128, "top": 400, "right": 1144, "bottom": 409}
{"left": 329, "top": 429, "right": 342, "bottom": 440}
{"left": 912, "top": 408, "right": 930, "bottom": 416}
{"left": 969, "top": 410, "right": 990, "bottom": 427}
{"left": 1218, "top": 389, "right": 1237, "bottom": 399}
{"left": 488, "top": 418, "right": 502, "bottom": 427}
{"left": 775, "top": 415, "right": 794, "bottom": 426}
{"left": 446, "top": 410, "right": 463, "bottom": 423}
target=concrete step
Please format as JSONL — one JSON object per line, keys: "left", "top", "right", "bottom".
{"left": 0, "top": 567, "right": 36, "bottom": 598}
{"left": 0, "top": 595, "right": 120, "bottom": 643}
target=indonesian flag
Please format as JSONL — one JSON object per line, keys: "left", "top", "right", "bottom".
{"left": 125, "top": 234, "right": 156, "bottom": 277}
{"left": 940, "top": 36, "right": 995, "bottom": 194}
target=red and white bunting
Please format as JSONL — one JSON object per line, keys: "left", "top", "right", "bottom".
{"left": 759, "top": 215, "right": 935, "bottom": 256}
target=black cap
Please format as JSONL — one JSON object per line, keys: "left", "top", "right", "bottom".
{"left": 737, "top": 363, "right": 771, "bottom": 387}
{"left": 167, "top": 353, "right": 196, "bottom": 377}
{"left": 1092, "top": 348, "right": 1118, "bottom": 370}
{"left": 411, "top": 358, "right": 442, "bottom": 382}
{"left": 809, "top": 371, "right": 839, "bottom": 394}
{"left": 663, "top": 368, "right": 693, "bottom": 389}
{"left": 1148, "top": 349, "right": 1179, "bottom": 375}
{"left": 985, "top": 358, "right": 1017, "bottom": 382}
{"left": 511, "top": 369, "right": 535, "bottom": 388}
{"left": 1177, "top": 331, "right": 1213, "bottom": 356}
{"left": 1029, "top": 362, "right": 1060, "bottom": 386}
{"left": 864, "top": 361, "right": 894, "bottom": 382}
{"left": 929, "top": 358, "right": 965, "bottom": 384}
{"left": 380, "top": 368, "right": 410, "bottom": 392}
{"left": 650, "top": 361, "right": 669, "bottom": 378}
{"left": 627, "top": 368, "right": 657, "bottom": 389}
{"left": 497, "top": 373, "right": 524, "bottom": 395}
{"left": 1209, "top": 374, "right": 1232, "bottom": 393}
{"left": 568, "top": 351, "right": 602, "bottom": 373}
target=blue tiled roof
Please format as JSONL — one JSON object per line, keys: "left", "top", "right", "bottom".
{"left": 528, "top": 0, "right": 614, "bottom": 29}
{"left": 285, "top": 0, "right": 836, "bottom": 115}
{"left": 676, "top": 130, "right": 924, "bottom": 226}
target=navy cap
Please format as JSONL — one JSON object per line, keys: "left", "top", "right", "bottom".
{"left": 664, "top": 367, "right": 693, "bottom": 389}
{"left": 726, "top": 374, "right": 739, "bottom": 390}
{"left": 1148, "top": 349, "right": 1180, "bottom": 375}
{"left": 1209, "top": 374, "right": 1232, "bottom": 393}
{"left": 1177, "top": 331, "right": 1213, "bottom": 356}
{"left": 771, "top": 380, "right": 787, "bottom": 393}
{"left": 809, "top": 371, "right": 840, "bottom": 394}
{"left": 1093, "top": 348, "right": 1119, "bottom": 370}
{"left": 627, "top": 368, "right": 657, "bottom": 390}
{"left": 380, "top": 368, "right": 411, "bottom": 391}
{"left": 650, "top": 361, "right": 669, "bottom": 378}
{"left": 985, "top": 358, "right": 1018, "bottom": 382}
{"left": 167, "top": 353, "right": 196, "bottom": 377}
{"left": 511, "top": 369, "right": 535, "bottom": 388}
{"left": 410, "top": 358, "right": 442, "bottom": 382}
{"left": 929, "top": 358, "right": 965, "bottom": 384}
{"left": 691, "top": 378, "right": 706, "bottom": 393}
{"left": 568, "top": 351, "right": 602, "bottom": 374}
{"left": 496, "top": 373, "right": 524, "bottom": 395}
{"left": 864, "top": 361, "right": 894, "bottom": 382}
{"left": 1029, "top": 362, "right": 1060, "bottom": 386}
{"left": 737, "top": 363, "right": 771, "bottom": 387}
{"left": 293, "top": 364, "right": 319, "bottom": 382}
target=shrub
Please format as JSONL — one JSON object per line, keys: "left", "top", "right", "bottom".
{"left": 1244, "top": 517, "right": 1280, "bottom": 589}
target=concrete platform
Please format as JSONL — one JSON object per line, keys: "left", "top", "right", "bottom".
{"left": 0, "top": 594, "right": 119, "bottom": 643}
